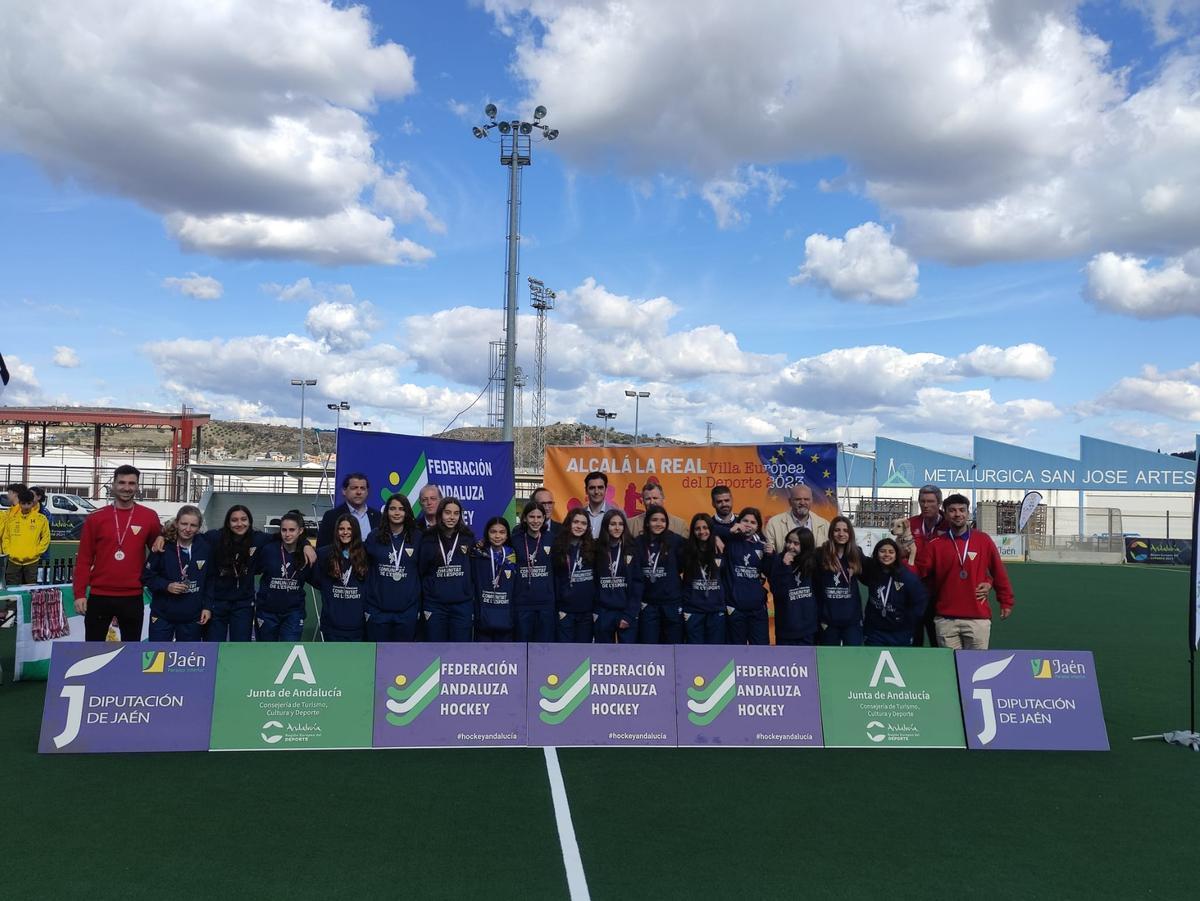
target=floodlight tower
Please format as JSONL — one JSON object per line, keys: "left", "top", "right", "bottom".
{"left": 528, "top": 276, "right": 557, "bottom": 469}
{"left": 472, "top": 103, "right": 559, "bottom": 443}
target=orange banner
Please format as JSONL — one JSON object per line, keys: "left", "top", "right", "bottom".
{"left": 543, "top": 444, "right": 840, "bottom": 525}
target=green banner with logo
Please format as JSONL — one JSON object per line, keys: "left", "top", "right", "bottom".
{"left": 817, "top": 647, "right": 964, "bottom": 748}
{"left": 209, "top": 643, "right": 376, "bottom": 750}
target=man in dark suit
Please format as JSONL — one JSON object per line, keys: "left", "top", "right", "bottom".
{"left": 317, "top": 471, "right": 381, "bottom": 547}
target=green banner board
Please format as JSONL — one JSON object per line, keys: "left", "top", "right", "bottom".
{"left": 209, "top": 643, "right": 376, "bottom": 750}
{"left": 817, "top": 647, "right": 964, "bottom": 748}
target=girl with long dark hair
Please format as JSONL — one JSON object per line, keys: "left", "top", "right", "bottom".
{"left": 363, "top": 494, "right": 421, "bottom": 641}
{"left": 681, "top": 513, "right": 727, "bottom": 644}
{"left": 635, "top": 505, "right": 685, "bottom": 644}
{"left": 861, "top": 537, "right": 928, "bottom": 646}
{"left": 471, "top": 516, "right": 517, "bottom": 641}
{"left": 815, "top": 515, "right": 864, "bottom": 646}
{"left": 511, "top": 500, "right": 556, "bottom": 642}
{"left": 254, "top": 509, "right": 312, "bottom": 641}
{"left": 418, "top": 497, "right": 475, "bottom": 642}
{"left": 312, "top": 514, "right": 370, "bottom": 641}
{"left": 765, "top": 527, "right": 819, "bottom": 645}
{"left": 593, "top": 509, "right": 642, "bottom": 644}
{"left": 723, "top": 507, "right": 772, "bottom": 645}
{"left": 553, "top": 508, "right": 595, "bottom": 643}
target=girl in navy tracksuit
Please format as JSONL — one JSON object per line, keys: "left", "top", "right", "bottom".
{"left": 593, "top": 510, "right": 643, "bottom": 644}
{"left": 681, "top": 513, "right": 727, "bottom": 644}
{"left": 363, "top": 495, "right": 422, "bottom": 641}
{"left": 722, "top": 507, "right": 772, "bottom": 646}
{"left": 143, "top": 505, "right": 209, "bottom": 641}
{"left": 635, "top": 505, "right": 685, "bottom": 644}
{"left": 255, "top": 510, "right": 312, "bottom": 642}
{"left": 816, "top": 515, "right": 864, "bottom": 646}
{"left": 861, "top": 537, "right": 928, "bottom": 646}
{"left": 553, "top": 509, "right": 596, "bottom": 643}
{"left": 312, "top": 514, "right": 369, "bottom": 641}
{"left": 511, "top": 500, "right": 556, "bottom": 642}
{"left": 418, "top": 497, "right": 475, "bottom": 642}
{"left": 766, "top": 527, "right": 819, "bottom": 645}
{"left": 199, "top": 505, "right": 262, "bottom": 642}
{"left": 471, "top": 516, "right": 517, "bottom": 641}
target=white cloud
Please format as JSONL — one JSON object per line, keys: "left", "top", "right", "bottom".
{"left": 1083, "top": 249, "right": 1200, "bottom": 318}
{"left": 0, "top": 0, "right": 436, "bottom": 265}
{"left": 261, "top": 277, "right": 354, "bottom": 304}
{"left": 890, "top": 388, "right": 1061, "bottom": 438}
{"left": 0, "top": 354, "right": 41, "bottom": 404}
{"left": 167, "top": 208, "right": 433, "bottom": 266}
{"left": 52, "top": 346, "right": 80, "bottom": 368}
{"left": 488, "top": 1, "right": 1200, "bottom": 263}
{"left": 1128, "top": 0, "right": 1200, "bottom": 42}
{"left": 162, "top": 273, "right": 223, "bottom": 300}
{"left": 447, "top": 98, "right": 471, "bottom": 118}
{"left": 304, "top": 301, "right": 382, "bottom": 352}
{"left": 791, "top": 222, "right": 918, "bottom": 304}
{"left": 1098, "top": 364, "right": 1200, "bottom": 422}
{"left": 700, "top": 166, "right": 791, "bottom": 229}
{"left": 374, "top": 169, "right": 446, "bottom": 234}
{"left": 955, "top": 343, "right": 1055, "bottom": 380}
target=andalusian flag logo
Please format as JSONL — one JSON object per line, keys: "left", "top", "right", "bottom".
{"left": 385, "top": 657, "right": 442, "bottom": 726}
{"left": 687, "top": 659, "right": 737, "bottom": 726}
{"left": 141, "top": 651, "right": 165, "bottom": 674}
{"left": 386, "top": 452, "right": 430, "bottom": 507}
{"left": 538, "top": 658, "right": 592, "bottom": 725}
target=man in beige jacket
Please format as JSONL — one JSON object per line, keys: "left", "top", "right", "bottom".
{"left": 764, "top": 483, "right": 830, "bottom": 551}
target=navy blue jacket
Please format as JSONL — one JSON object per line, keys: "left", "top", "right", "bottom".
{"left": 636, "top": 531, "right": 685, "bottom": 605}
{"left": 708, "top": 515, "right": 739, "bottom": 544}
{"left": 593, "top": 540, "right": 644, "bottom": 622}
{"left": 310, "top": 547, "right": 369, "bottom": 632}
{"left": 418, "top": 530, "right": 475, "bottom": 607}
{"left": 199, "top": 528, "right": 268, "bottom": 607}
{"left": 766, "top": 555, "right": 819, "bottom": 639}
{"left": 554, "top": 544, "right": 596, "bottom": 615}
{"left": 682, "top": 556, "right": 726, "bottom": 614}
{"left": 363, "top": 529, "right": 421, "bottom": 614}
{"left": 723, "top": 534, "right": 771, "bottom": 611}
{"left": 143, "top": 540, "right": 209, "bottom": 623}
{"left": 511, "top": 525, "right": 556, "bottom": 610}
{"left": 815, "top": 557, "right": 863, "bottom": 627}
{"left": 255, "top": 537, "right": 311, "bottom": 614}
{"left": 471, "top": 545, "right": 517, "bottom": 633}
{"left": 862, "top": 560, "right": 928, "bottom": 633}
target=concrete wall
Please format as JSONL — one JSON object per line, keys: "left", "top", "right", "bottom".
{"left": 1028, "top": 549, "right": 1125, "bottom": 565}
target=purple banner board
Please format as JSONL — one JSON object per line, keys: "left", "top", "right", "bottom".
{"left": 675, "top": 645, "right": 823, "bottom": 747}
{"left": 955, "top": 650, "right": 1109, "bottom": 751}
{"left": 372, "top": 643, "right": 527, "bottom": 747}
{"left": 526, "top": 643, "right": 677, "bottom": 747}
{"left": 39, "top": 643, "right": 217, "bottom": 754}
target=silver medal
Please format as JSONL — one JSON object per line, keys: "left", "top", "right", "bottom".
{"left": 959, "top": 569, "right": 968, "bottom": 580}
{"left": 114, "top": 549, "right": 126, "bottom": 561}
{"left": 392, "top": 570, "right": 402, "bottom": 581}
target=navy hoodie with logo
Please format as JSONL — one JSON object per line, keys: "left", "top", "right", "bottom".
{"left": 722, "top": 533, "right": 771, "bottom": 611}
{"left": 470, "top": 544, "right": 517, "bottom": 633}
{"left": 861, "top": 560, "right": 928, "bottom": 633}
{"left": 143, "top": 540, "right": 210, "bottom": 623}
{"left": 310, "top": 547, "right": 369, "bottom": 632}
{"left": 593, "top": 540, "right": 644, "bottom": 622}
{"left": 418, "top": 530, "right": 476, "bottom": 607}
{"left": 815, "top": 555, "right": 863, "bottom": 627}
{"left": 200, "top": 528, "right": 269, "bottom": 608}
{"left": 254, "top": 537, "right": 311, "bottom": 614}
{"left": 554, "top": 542, "right": 597, "bottom": 615}
{"left": 363, "top": 529, "right": 422, "bottom": 615}
{"left": 636, "top": 530, "right": 685, "bottom": 606}
{"left": 511, "top": 524, "right": 557, "bottom": 611}
{"left": 682, "top": 554, "right": 725, "bottom": 614}
{"left": 765, "top": 554, "right": 819, "bottom": 640}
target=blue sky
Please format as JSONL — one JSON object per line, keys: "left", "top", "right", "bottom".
{"left": 1, "top": 0, "right": 1199, "bottom": 459}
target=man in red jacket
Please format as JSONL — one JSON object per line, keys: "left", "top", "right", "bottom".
{"left": 916, "top": 493, "right": 1014, "bottom": 650}
{"left": 73, "top": 465, "right": 161, "bottom": 641}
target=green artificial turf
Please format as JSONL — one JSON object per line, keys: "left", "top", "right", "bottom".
{"left": 2, "top": 562, "right": 1197, "bottom": 899}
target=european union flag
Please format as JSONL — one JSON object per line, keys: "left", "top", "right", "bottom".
{"left": 756, "top": 442, "right": 839, "bottom": 518}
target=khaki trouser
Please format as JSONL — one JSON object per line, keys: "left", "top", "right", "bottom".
{"left": 934, "top": 616, "right": 992, "bottom": 650}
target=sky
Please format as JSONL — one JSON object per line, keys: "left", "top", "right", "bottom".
{"left": 1, "top": 0, "right": 1199, "bottom": 459}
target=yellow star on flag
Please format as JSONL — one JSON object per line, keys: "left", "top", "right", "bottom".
{"left": 794, "top": 446, "right": 805, "bottom": 455}
{"left": 776, "top": 448, "right": 786, "bottom": 457}
{"left": 811, "top": 453, "right": 820, "bottom": 462}
{"left": 769, "top": 455, "right": 778, "bottom": 464}
{"left": 825, "top": 488, "right": 834, "bottom": 496}
{"left": 823, "top": 469, "right": 831, "bottom": 478}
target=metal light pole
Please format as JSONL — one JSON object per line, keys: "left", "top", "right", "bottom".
{"left": 290, "top": 378, "right": 317, "bottom": 465}
{"left": 327, "top": 400, "right": 349, "bottom": 455}
{"left": 472, "top": 103, "right": 559, "bottom": 444}
{"left": 354, "top": 420, "right": 372, "bottom": 431}
{"left": 596, "top": 408, "right": 617, "bottom": 446}
{"left": 624, "top": 389, "right": 650, "bottom": 446}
